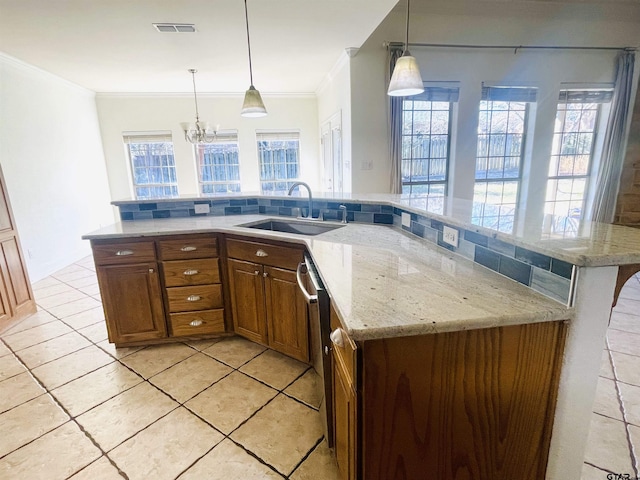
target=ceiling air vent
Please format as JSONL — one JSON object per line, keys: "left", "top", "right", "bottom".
{"left": 153, "top": 23, "right": 196, "bottom": 33}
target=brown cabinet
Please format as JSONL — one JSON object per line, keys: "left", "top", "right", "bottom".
{"left": 226, "top": 237, "right": 309, "bottom": 362}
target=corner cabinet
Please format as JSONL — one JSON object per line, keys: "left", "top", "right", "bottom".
{"left": 226, "top": 237, "right": 309, "bottom": 363}
{"left": 93, "top": 240, "right": 166, "bottom": 344}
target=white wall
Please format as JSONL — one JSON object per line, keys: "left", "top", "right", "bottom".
{"left": 346, "top": 1, "right": 640, "bottom": 194}
{"left": 0, "top": 54, "right": 114, "bottom": 282}
{"left": 96, "top": 94, "right": 319, "bottom": 200}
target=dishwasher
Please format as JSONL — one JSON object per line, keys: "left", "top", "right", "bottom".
{"left": 296, "top": 253, "right": 333, "bottom": 446}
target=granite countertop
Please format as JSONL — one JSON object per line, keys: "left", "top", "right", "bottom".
{"left": 83, "top": 215, "right": 572, "bottom": 341}
{"left": 112, "top": 192, "right": 640, "bottom": 267}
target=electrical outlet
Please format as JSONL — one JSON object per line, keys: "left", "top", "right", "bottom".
{"left": 443, "top": 226, "right": 459, "bottom": 247}
{"left": 194, "top": 203, "right": 210, "bottom": 214}
{"left": 401, "top": 212, "right": 411, "bottom": 228}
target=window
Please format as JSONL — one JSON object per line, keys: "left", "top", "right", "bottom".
{"left": 257, "top": 131, "right": 300, "bottom": 193}
{"left": 544, "top": 89, "right": 612, "bottom": 233}
{"left": 473, "top": 86, "right": 537, "bottom": 233}
{"left": 124, "top": 133, "right": 178, "bottom": 198}
{"left": 196, "top": 132, "right": 241, "bottom": 194}
{"left": 401, "top": 86, "right": 458, "bottom": 195}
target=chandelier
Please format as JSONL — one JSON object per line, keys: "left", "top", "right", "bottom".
{"left": 181, "top": 69, "right": 217, "bottom": 143}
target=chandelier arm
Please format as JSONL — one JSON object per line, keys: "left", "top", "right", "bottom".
{"left": 244, "top": 0, "right": 254, "bottom": 86}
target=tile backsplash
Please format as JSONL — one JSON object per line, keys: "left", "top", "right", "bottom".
{"left": 116, "top": 198, "right": 575, "bottom": 306}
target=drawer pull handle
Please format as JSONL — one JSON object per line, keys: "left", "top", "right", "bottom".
{"left": 183, "top": 269, "right": 199, "bottom": 276}
{"left": 254, "top": 270, "right": 260, "bottom": 275}
{"left": 263, "top": 272, "right": 268, "bottom": 278}
{"left": 255, "top": 249, "right": 268, "bottom": 257}
{"left": 330, "top": 328, "right": 345, "bottom": 348}
{"left": 186, "top": 295, "right": 202, "bottom": 302}
{"left": 149, "top": 268, "right": 154, "bottom": 273}
{"left": 115, "top": 250, "right": 134, "bottom": 256}
{"left": 181, "top": 246, "right": 197, "bottom": 252}
{"left": 189, "top": 319, "right": 204, "bottom": 327}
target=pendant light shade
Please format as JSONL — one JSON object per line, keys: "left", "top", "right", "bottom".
{"left": 387, "top": 0, "right": 424, "bottom": 97}
{"left": 242, "top": 86, "right": 267, "bottom": 117}
{"left": 241, "top": 0, "right": 267, "bottom": 117}
{"left": 388, "top": 53, "right": 424, "bottom": 96}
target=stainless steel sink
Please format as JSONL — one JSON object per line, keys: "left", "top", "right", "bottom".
{"left": 238, "top": 219, "right": 345, "bottom": 236}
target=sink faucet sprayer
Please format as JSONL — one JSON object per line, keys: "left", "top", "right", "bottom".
{"left": 287, "top": 182, "right": 313, "bottom": 219}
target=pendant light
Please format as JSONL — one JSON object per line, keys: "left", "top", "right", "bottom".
{"left": 241, "top": 0, "right": 267, "bottom": 117}
{"left": 387, "top": 0, "right": 424, "bottom": 97}
{"left": 181, "top": 69, "right": 218, "bottom": 143}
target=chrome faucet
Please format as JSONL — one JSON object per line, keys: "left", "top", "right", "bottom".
{"left": 287, "top": 181, "right": 313, "bottom": 219}
{"left": 339, "top": 205, "right": 348, "bottom": 224}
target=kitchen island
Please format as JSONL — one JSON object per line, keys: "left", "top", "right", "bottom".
{"left": 84, "top": 192, "right": 640, "bottom": 480}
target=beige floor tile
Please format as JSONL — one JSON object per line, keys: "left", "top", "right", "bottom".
{"left": 32, "top": 345, "right": 113, "bottom": 390}
{"left": 2, "top": 320, "right": 73, "bottom": 351}
{"left": 69, "top": 456, "right": 122, "bottom": 480}
{"left": 607, "top": 329, "right": 640, "bottom": 357}
{"left": 0, "top": 394, "right": 69, "bottom": 457}
{"left": 78, "top": 321, "right": 109, "bottom": 343}
{"left": 593, "top": 377, "right": 623, "bottom": 421}
{"left": 202, "top": 336, "right": 267, "bottom": 368}
{"left": 619, "top": 382, "right": 640, "bottom": 427}
{"left": 51, "top": 362, "right": 142, "bottom": 416}
{"left": 613, "top": 298, "right": 640, "bottom": 316}
{"left": 46, "top": 296, "right": 102, "bottom": 319}
{"left": 184, "top": 338, "right": 224, "bottom": 351}
{"left": 178, "top": 439, "right": 283, "bottom": 480}
{"left": 52, "top": 264, "right": 89, "bottom": 277}
{"left": 0, "top": 372, "right": 46, "bottom": 413}
{"left": 290, "top": 440, "right": 339, "bottom": 480}
{"left": 240, "top": 349, "right": 308, "bottom": 390}
{"left": 17, "top": 332, "right": 92, "bottom": 369}
{"left": 33, "top": 283, "right": 76, "bottom": 301}
{"left": 36, "top": 289, "right": 87, "bottom": 310}
{"left": 120, "top": 343, "right": 197, "bottom": 379}
{"left": 629, "top": 424, "right": 640, "bottom": 474}
{"left": 32, "top": 277, "right": 63, "bottom": 290}
{"left": 0, "top": 353, "right": 26, "bottom": 381}
{"left": 76, "top": 382, "right": 178, "bottom": 451}
{"left": 1, "top": 310, "right": 57, "bottom": 336}
{"left": 284, "top": 369, "right": 323, "bottom": 409}
{"left": 150, "top": 353, "right": 232, "bottom": 403}
{"left": 52, "top": 268, "right": 96, "bottom": 283}
{"left": 580, "top": 463, "right": 612, "bottom": 480}
{"left": 612, "top": 351, "right": 640, "bottom": 387}
{"left": 0, "top": 342, "right": 10, "bottom": 357}
{"left": 0, "top": 421, "right": 101, "bottom": 480}
{"left": 92, "top": 293, "right": 102, "bottom": 302}
{"left": 110, "top": 407, "right": 223, "bottom": 480}
{"left": 231, "top": 394, "right": 324, "bottom": 476}
{"left": 78, "top": 283, "right": 101, "bottom": 297}
{"left": 65, "top": 275, "right": 98, "bottom": 289}
{"left": 610, "top": 311, "right": 640, "bottom": 335}
{"left": 583, "top": 413, "right": 634, "bottom": 475}
{"left": 185, "top": 371, "right": 277, "bottom": 435}
{"left": 63, "top": 307, "right": 104, "bottom": 330}
{"left": 600, "top": 350, "right": 615, "bottom": 380}
{"left": 619, "top": 284, "right": 640, "bottom": 302}
{"left": 96, "top": 340, "right": 144, "bottom": 359}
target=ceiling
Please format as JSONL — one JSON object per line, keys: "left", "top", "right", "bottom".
{"left": 0, "top": 0, "right": 397, "bottom": 94}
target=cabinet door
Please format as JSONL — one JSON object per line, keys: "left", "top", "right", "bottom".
{"left": 333, "top": 354, "right": 357, "bottom": 480}
{"left": 264, "top": 266, "right": 309, "bottom": 362}
{"left": 0, "top": 237, "right": 34, "bottom": 318}
{"left": 227, "top": 259, "right": 267, "bottom": 345}
{"left": 96, "top": 262, "right": 167, "bottom": 344}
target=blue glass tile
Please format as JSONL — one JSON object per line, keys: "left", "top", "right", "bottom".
{"left": 437, "top": 232, "right": 455, "bottom": 251}
{"left": 259, "top": 206, "right": 266, "bottom": 214}
{"left": 416, "top": 215, "right": 431, "bottom": 226}
{"left": 258, "top": 198, "right": 271, "bottom": 206}
{"left": 487, "top": 237, "right": 516, "bottom": 257}
{"left": 422, "top": 226, "right": 439, "bottom": 243}
{"left": 264, "top": 206, "right": 280, "bottom": 215}
{"left": 119, "top": 205, "right": 140, "bottom": 213}
{"left": 531, "top": 268, "right": 571, "bottom": 304}
{"left": 344, "top": 203, "right": 362, "bottom": 212}
{"left": 381, "top": 205, "right": 394, "bottom": 214}
{"left": 224, "top": 206, "right": 242, "bottom": 215}
{"left": 193, "top": 201, "right": 210, "bottom": 207}
{"left": 346, "top": 212, "right": 355, "bottom": 222}
{"left": 515, "top": 247, "right": 551, "bottom": 270}
{"left": 354, "top": 212, "right": 374, "bottom": 223}
{"left": 139, "top": 203, "right": 158, "bottom": 211}
{"left": 373, "top": 213, "right": 394, "bottom": 224}
{"left": 152, "top": 210, "right": 170, "bottom": 218}
{"left": 499, "top": 256, "right": 532, "bottom": 285}
{"left": 247, "top": 198, "right": 259, "bottom": 205}
{"left": 230, "top": 199, "right": 247, "bottom": 206}
{"left": 132, "top": 211, "right": 153, "bottom": 220}
{"left": 283, "top": 200, "right": 300, "bottom": 207}
{"left": 211, "top": 207, "right": 226, "bottom": 216}
{"left": 431, "top": 220, "right": 444, "bottom": 231}
{"left": 169, "top": 210, "right": 190, "bottom": 218}
{"left": 475, "top": 246, "right": 500, "bottom": 271}
{"left": 270, "top": 200, "right": 284, "bottom": 207}
{"left": 464, "top": 230, "right": 489, "bottom": 247}
{"left": 456, "top": 238, "right": 476, "bottom": 260}
{"left": 278, "top": 207, "right": 293, "bottom": 216}
{"left": 551, "top": 259, "right": 574, "bottom": 279}
{"left": 362, "top": 204, "right": 381, "bottom": 213}
{"left": 241, "top": 205, "right": 259, "bottom": 214}
{"left": 411, "top": 221, "right": 425, "bottom": 237}
{"left": 211, "top": 200, "right": 231, "bottom": 206}
{"left": 393, "top": 207, "right": 403, "bottom": 216}
{"left": 120, "top": 212, "right": 134, "bottom": 221}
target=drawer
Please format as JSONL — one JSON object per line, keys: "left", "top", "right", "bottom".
{"left": 92, "top": 241, "right": 156, "bottom": 266}
{"left": 331, "top": 303, "right": 356, "bottom": 386}
{"left": 166, "top": 284, "right": 223, "bottom": 313}
{"left": 158, "top": 236, "right": 218, "bottom": 260}
{"left": 162, "top": 259, "right": 220, "bottom": 287}
{"left": 227, "top": 238, "right": 303, "bottom": 270}
{"left": 168, "top": 309, "right": 225, "bottom": 337}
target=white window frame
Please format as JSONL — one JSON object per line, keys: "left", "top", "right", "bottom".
{"left": 195, "top": 131, "right": 241, "bottom": 194}
{"left": 123, "top": 132, "right": 178, "bottom": 198}
{"left": 256, "top": 131, "right": 301, "bottom": 193}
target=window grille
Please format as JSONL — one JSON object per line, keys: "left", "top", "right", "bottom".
{"left": 257, "top": 131, "right": 300, "bottom": 193}
{"left": 196, "top": 132, "right": 241, "bottom": 194}
{"left": 123, "top": 132, "right": 178, "bottom": 198}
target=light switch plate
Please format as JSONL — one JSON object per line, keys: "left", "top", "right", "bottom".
{"left": 194, "top": 203, "right": 210, "bottom": 214}
{"left": 443, "top": 226, "right": 459, "bottom": 247}
{"left": 401, "top": 212, "right": 411, "bottom": 228}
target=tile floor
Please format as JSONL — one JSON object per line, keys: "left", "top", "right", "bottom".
{"left": 1, "top": 257, "right": 639, "bottom": 479}
{"left": 0, "top": 257, "right": 340, "bottom": 479}
{"left": 582, "top": 273, "right": 640, "bottom": 479}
